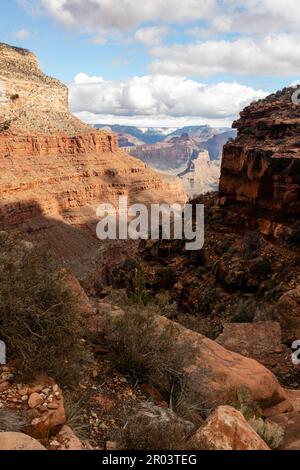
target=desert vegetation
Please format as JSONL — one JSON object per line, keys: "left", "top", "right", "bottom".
{"left": 0, "top": 231, "right": 89, "bottom": 384}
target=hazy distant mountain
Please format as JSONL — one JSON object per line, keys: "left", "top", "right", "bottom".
{"left": 93, "top": 124, "right": 175, "bottom": 144}
{"left": 93, "top": 124, "right": 236, "bottom": 198}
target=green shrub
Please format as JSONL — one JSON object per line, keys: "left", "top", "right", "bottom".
{"left": 250, "top": 257, "right": 272, "bottom": 277}
{"left": 0, "top": 232, "right": 89, "bottom": 384}
{"left": 249, "top": 417, "right": 284, "bottom": 449}
{"left": 231, "top": 387, "right": 261, "bottom": 421}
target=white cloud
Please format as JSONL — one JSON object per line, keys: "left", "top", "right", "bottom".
{"left": 69, "top": 73, "right": 268, "bottom": 127}
{"left": 39, "top": 0, "right": 216, "bottom": 42}
{"left": 38, "top": 0, "right": 300, "bottom": 39}
{"left": 150, "top": 34, "right": 300, "bottom": 77}
{"left": 33, "top": 0, "right": 300, "bottom": 81}
{"left": 134, "top": 26, "right": 169, "bottom": 47}
{"left": 12, "top": 28, "right": 33, "bottom": 40}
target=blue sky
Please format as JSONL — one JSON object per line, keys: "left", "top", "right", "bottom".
{"left": 1, "top": 0, "right": 300, "bottom": 127}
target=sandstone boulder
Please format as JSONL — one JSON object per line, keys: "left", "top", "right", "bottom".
{"left": 0, "top": 432, "right": 45, "bottom": 450}
{"left": 106, "top": 312, "right": 289, "bottom": 411}
{"left": 190, "top": 406, "right": 269, "bottom": 450}
{"left": 56, "top": 425, "right": 84, "bottom": 450}
{"left": 216, "top": 321, "right": 283, "bottom": 364}
{"left": 26, "top": 379, "right": 66, "bottom": 439}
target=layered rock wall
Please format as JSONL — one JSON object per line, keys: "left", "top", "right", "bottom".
{"left": 219, "top": 87, "right": 300, "bottom": 233}
{"left": 0, "top": 43, "right": 186, "bottom": 282}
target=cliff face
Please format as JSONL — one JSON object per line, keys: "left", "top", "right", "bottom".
{"left": 0, "top": 43, "right": 87, "bottom": 135}
{"left": 0, "top": 43, "right": 186, "bottom": 283}
{"left": 181, "top": 151, "right": 220, "bottom": 198}
{"left": 219, "top": 87, "right": 300, "bottom": 234}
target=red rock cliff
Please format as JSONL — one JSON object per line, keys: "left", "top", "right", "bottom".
{"left": 219, "top": 87, "right": 300, "bottom": 235}
{"left": 0, "top": 43, "right": 186, "bottom": 283}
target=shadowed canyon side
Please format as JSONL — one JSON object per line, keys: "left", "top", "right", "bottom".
{"left": 219, "top": 87, "right": 300, "bottom": 236}
{"left": 0, "top": 43, "right": 186, "bottom": 282}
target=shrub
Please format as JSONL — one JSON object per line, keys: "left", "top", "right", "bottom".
{"left": 242, "top": 232, "right": 261, "bottom": 259}
{"left": 106, "top": 306, "right": 187, "bottom": 390}
{"left": 0, "top": 232, "right": 89, "bottom": 384}
{"left": 64, "top": 391, "right": 89, "bottom": 439}
{"left": 249, "top": 417, "right": 284, "bottom": 449}
{"left": 231, "top": 386, "right": 261, "bottom": 421}
{"left": 0, "top": 409, "right": 28, "bottom": 432}
{"left": 230, "top": 298, "right": 256, "bottom": 323}
{"left": 250, "top": 257, "right": 272, "bottom": 277}
{"left": 122, "top": 404, "right": 194, "bottom": 450}
{"left": 154, "top": 291, "right": 178, "bottom": 318}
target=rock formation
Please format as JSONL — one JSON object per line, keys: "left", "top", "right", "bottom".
{"left": 190, "top": 406, "right": 270, "bottom": 450}
{"left": 105, "top": 309, "right": 290, "bottom": 412}
{"left": 0, "top": 43, "right": 186, "bottom": 282}
{"left": 219, "top": 87, "right": 300, "bottom": 235}
{"left": 180, "top": 150, "right": 220, "bottom": 197}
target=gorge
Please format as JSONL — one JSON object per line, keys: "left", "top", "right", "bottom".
{"left": 2, "top": 43, "right": 300, "bottom": 452}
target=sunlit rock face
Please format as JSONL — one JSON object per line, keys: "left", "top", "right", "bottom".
{"left": 219, "top": 87, "right": 300, "bottom": 215}
{"left": 0, "top": 43, "right": 186, "bottom": 283}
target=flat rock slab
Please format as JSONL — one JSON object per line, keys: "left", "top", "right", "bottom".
{"left": 216, "top": 321, "right": 283, "bottom": 359}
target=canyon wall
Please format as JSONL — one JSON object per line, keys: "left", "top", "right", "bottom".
{"left": 219, "top": 87, "right": 300, "bottom": 234}
{"left": 0, "top": 43, "right": 186, "bottom": 283}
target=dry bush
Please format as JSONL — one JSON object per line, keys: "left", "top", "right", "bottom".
{"left": 122, "top": 404, "right": 195, "bottom": 450}
{"left": 229, "top": 298, "right": 256, "bottom": 323}
{"left": 249, "top": 417, "right": 284, "bottom": 449}
{"left": 242, "top": 231, "right": 261, "bottom": 259}
{"left": 231, "top": 387, "right": 261, "bottom": 421}
{"left": 0, "top": 232, "right": 89, "bottom": 384}
{"left": 106, "top": 306, "right": 187, "bottom": 391}
{"left": 0, "top": 409, "right": 28, "bottom": 432}
{"left": 64, "top": 391, "right": 89, "bottom": 440}
{"left": 105, "top": 305, "right": 203, "bottom": 403}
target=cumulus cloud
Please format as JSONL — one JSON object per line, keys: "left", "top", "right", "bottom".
{"left": 69, "top": 73, "right": 268, "bottom": 126}
{"left": 27, "top": 0, "right": 300, "bottom": 81}
{"left": 40, "top": 0, "right": 216, "bottom": 38}
{"left": 134, "top": 26, "right": 169, "bottom": 47}
{"left": 150, "top": 34, "right": 300, "bottom": 77}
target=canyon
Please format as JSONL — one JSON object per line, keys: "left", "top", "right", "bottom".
{"left": 97, "top": 124, "right": 236, "bottom": 198}
{"left": 0, "top": 43, "right": 186, "bottom": 283}
{"left": 2, "top": 42, "right": 300, "bottom": 452}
